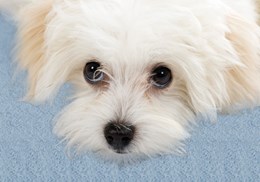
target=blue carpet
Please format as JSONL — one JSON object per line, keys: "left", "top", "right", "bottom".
{"left": 0, "top": 14, "right": 259, "bottom": 182}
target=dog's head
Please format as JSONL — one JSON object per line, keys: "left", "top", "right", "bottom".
{"left": 15, "top": 0, "right": 260, "bottom": 159}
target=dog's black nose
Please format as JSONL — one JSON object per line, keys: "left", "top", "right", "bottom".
{"left": 104, "top": 122, "right": 135, "bottom": 152}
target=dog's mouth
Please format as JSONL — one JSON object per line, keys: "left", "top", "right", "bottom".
{"left": 114, "top": 149, "right": 128, "bottom": 154}
{"left": 108, "top": 144, "right": 131, "bottom": 155}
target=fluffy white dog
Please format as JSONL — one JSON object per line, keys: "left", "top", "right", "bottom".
{"left": 1, "top": 0, "right": 260, "bottom": 160}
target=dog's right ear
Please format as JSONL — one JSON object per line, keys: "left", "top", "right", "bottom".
{"left": 6, "top": 0, "right": 69, "bottom": 103}
{"left": 15, "top": 0, "right": 55, "bottom": 103}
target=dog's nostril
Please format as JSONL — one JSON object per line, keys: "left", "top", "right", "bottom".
{"left": 104, "top": 122, "right": 135, "bottom": 151}
{"left": 122, "top": 137, "right": 131, "bottom": 145}
{"left": 106, "top": 136, "right": 113, "bottom": 144}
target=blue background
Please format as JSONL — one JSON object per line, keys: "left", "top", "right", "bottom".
{"left": 0, "top": 14, "right": 259, "bottom": 181}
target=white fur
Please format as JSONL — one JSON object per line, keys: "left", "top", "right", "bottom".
{"left": 1, "top": 0, "right": 260, "bottom": 160}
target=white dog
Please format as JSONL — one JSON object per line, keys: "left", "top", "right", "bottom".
{"left": 1, "top": 0, "right": 260, "bottom": 160}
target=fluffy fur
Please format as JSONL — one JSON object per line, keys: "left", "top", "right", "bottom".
{"left": 1, "top": 0, "right": 260, "bottom": 160}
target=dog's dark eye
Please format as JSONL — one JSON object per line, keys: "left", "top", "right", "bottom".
{"left": 84, "top": 61, "right": 104, "bottom": 84}
{"left": 151, "top": 66, "right": 172, "bottom": 88}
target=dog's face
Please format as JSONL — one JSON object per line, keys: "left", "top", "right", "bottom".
{"left": 15, "top": 0, "right": 260, "bottom": 159}
{"left": 51, "top": 1, "right": 198, "bottom": 157}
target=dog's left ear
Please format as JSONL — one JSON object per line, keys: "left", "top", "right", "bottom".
{"left": 16, "top": 0, "right": 67, "bottom": 103}
{"left": 187, "top": 12, "right": 260, "bottom": 120}
{"left": 224, "top": 13, "right": 260, "bottom": 109}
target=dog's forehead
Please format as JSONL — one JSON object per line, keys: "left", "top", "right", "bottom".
{"left": 75, "top": 1, "right": 200, "bottom": 40}
{"left": 47, "top": 0, "right": 223, "bottom": 78}
{"left": 51, "top": 0, "right": 202, "bottom": 57}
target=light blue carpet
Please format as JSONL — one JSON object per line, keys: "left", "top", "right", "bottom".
{"left": 0, "top": 14, "right": 259, "bottom": 182}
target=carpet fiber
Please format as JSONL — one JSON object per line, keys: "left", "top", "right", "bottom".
{"left": 0, "top": 14, "right": 259, "bottom": 181}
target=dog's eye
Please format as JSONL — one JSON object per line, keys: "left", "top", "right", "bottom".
{"left": 151, "top": 66, "right": 172, "bottom": 88}
{"left": 84, "top": 62, "right": 104, "bottom": 84}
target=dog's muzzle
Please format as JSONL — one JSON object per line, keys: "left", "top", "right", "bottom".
{"left": 104, "top": 122, "right": 135, "bottom": 153}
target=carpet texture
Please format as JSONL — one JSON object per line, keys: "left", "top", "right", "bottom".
{"left": 0, "top": 14, "right": 259, "bottom": 182}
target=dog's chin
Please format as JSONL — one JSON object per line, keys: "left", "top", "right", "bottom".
{"left": 94, "top": 144, "right": 184, "bottom": 164}
{"left": 113, "top": 149, "right": 128, "bottom": 154}
{"left": 94, "top": 149, "right": 149, "bottom": 164}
